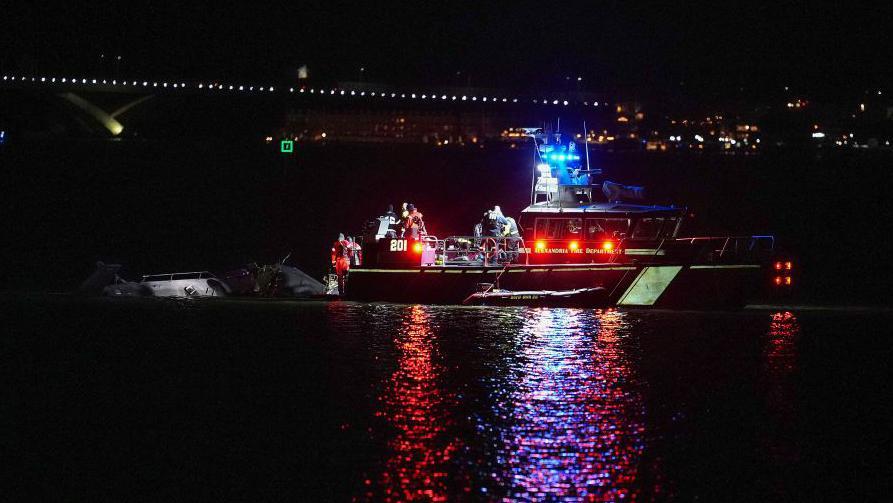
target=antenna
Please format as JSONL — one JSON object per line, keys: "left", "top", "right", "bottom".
{"left": 583, "top": 120, "right": 591, "bottom": 172}
{"left": 583, "top": 120, "right": 592, "bottom": 203}
{"left": 530, "top": 134, "right": 537, "bottom": 205}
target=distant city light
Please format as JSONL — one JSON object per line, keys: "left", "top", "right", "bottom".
{"left": 811, "top": 132, "right": 825, "bottom": 138}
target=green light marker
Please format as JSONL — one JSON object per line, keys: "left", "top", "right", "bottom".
{"left": 280, "top": 139, "right": 294, "bottom": 153}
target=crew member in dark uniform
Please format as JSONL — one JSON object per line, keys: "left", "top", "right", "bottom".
{"left": 481, "top": 206, "right": 508, "bottom": 237}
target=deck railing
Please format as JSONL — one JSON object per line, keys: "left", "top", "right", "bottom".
{"left": 674, "top": 235, "right": 775, "bottom": 263}
{"left": 434, "top": 236, "right": 528, "bottom": 266}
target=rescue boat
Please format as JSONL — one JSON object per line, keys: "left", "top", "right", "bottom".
{"left": 345, "top": 129, "right": 793, "bottom": 308}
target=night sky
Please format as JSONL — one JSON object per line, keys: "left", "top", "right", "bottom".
{"left": 3, "top": 2, "right": 891, "bottom": 100}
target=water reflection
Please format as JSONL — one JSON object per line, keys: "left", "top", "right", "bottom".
{"left": 761, "top": 311, "right": 801, "bottom": 465}
{"left": 491, "top": 308, "right": 647, "bottom": 501}
{"left": 369, "top": 305, "right": 461, "bottom": 502}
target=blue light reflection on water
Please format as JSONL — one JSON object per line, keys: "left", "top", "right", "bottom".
{"left": 484, "top": 308, "right": 647, "bottom": 501}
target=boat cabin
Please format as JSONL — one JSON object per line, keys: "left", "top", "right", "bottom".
{"left": 519, "top": 201, "right": 685, "bottom": 263}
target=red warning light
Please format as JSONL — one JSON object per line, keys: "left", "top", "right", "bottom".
{"left": 412, "top": 242, "right": 424, "bottom": 253}
{"left": 568, "top": 241, "right": 579, "bottom": 250}
{"left": 785, "top": 261, "right": 792, "bottom": 270}
{"left": 785, "top": 276, "right": 792, "bottom": 285}
{"left": 602, "top": 241, "right": 614, "bottom": 251}
{"left": 535, "top": 240, "right": 546, "bottom": 250}
{"left": 775, "top": 261, "right": 783, "bottom": 270}
{"left": 774, "top": 276, "right": 783, "bottom": 286}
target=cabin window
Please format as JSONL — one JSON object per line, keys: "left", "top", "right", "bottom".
{"left": 629, "top": 217, "right": 681, "bottom": 239}
{"left": 631, "top": 218, "right": 667, "bottom": 239}
{"left": 663, "top": 217, "right": 680, "bottom": 237}
{"left": 534, "top": 218, "right": 583, "bottom": 239}
{"left": 585, "top": 218, "right": 630, "bottom": 240}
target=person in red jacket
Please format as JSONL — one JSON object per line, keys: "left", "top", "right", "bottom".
{"left": 331, "top": 233, "right": 351, "bottom": 295}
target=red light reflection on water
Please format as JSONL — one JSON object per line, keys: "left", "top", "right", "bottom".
{"left": 495, "top": 308, "right": 646, "bottom": 501}
{"left": 762, "top": 311, "right": 801, "bottom": 466}
{"left": 368, "top": 305, "right": 460, "bottom": 502}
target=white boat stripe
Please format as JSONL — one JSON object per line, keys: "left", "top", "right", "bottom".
{"left": 617, "top": 266, "right": 683, "bottom": 306}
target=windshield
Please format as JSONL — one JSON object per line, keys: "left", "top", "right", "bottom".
{"left": 585, "top": 218, "right": 630, "bottom": 240}
{"left": 535, "top": 218, "right": 584, "bottom": 239}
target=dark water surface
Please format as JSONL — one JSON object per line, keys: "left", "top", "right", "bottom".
{"left": 5, "top": 296, "right": 890, "bottom": 501}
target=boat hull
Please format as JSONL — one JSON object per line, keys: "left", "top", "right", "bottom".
{"left": 345, "top": 263, "right": 764, "bottom": 308}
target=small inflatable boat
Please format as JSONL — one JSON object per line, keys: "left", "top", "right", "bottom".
{"left": 462, "top": 287, "right": 608, "bottom": 307}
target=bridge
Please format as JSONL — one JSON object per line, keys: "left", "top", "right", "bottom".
{"left": 1, "top": 73, "right": 632, "bottom": 144}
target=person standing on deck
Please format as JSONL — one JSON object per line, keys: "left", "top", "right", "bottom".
{"left": 404, "top": 204, "right": 426, "bottom": 239}
{"left": 347, "top": 236, "right": 363, "bottom": 266}
{"left": 481, "top": 206, "right": 508, "bottom": 237}
{"left": 331, "top": 233, "right": 351, "bottom": 296}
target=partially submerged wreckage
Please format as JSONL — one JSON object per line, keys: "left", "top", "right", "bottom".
{"left": 79, "top": 260, "right": 326, "bottom": 298}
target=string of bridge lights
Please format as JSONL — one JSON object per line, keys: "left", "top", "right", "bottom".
{"left": 1, "top": 74, "right": 607, "bottom": 108}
